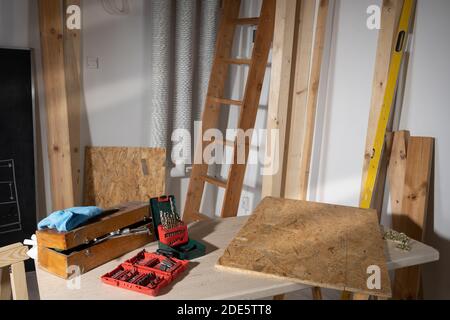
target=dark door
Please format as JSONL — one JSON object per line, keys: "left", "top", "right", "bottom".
{"left": 0, "top": 48, "right": 37, "bottom": 258}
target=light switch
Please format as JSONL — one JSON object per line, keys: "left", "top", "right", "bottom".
{"left": 86, "top": 56, "right": 99, "bottom": 69}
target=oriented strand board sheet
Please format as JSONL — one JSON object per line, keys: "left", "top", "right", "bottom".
{"left": 84, "top": 147, "right": 166, "bottom": 208}
{"left": 217, "top": 197, "right": 392, "bottom": 297}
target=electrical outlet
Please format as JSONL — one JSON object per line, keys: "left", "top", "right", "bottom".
{"left": 242, "top": 195, "right": 250, "bottom": 212}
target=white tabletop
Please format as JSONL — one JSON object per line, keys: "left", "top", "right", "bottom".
{"left": 35, "top": 217, "right": 439, "bottom": 300}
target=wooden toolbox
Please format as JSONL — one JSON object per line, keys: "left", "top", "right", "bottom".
{"left": 36, "top": 202, "right": 154, "bottom": 279}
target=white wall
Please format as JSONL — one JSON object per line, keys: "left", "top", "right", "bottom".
{"left": 81, "top": 0, "right": 151, "bottom": 148}
{"left": 312, "top": 0, "right": 450, "bottom": 299}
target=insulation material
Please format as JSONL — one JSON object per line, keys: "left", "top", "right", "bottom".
{"left": 149, "top": 0, "right": 173, "bottom": 148}
{"left": 217, "top": 197, "right": 392, "bottom": 298}
{"left": 172, "top": 0, "right": 196, "bottom": 174}
{"left": 194, "top": 0, "right": 220, "bottom": 121}
{"left": 83, "top": 147, "right": 166, "bottom": 208}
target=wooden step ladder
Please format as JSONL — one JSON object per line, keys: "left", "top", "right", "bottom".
{"left": 183, "top": 0, "right": 276, "bottom": 222}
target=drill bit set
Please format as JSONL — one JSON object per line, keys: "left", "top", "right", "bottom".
{"left": 101, "top": 250, "right": 189, "bottom": 296}
{"left": 150, "top": 196, "right": 206, "bottom": 260}
{"left": 152, "top": 196, "right": 189, "bottom": 247}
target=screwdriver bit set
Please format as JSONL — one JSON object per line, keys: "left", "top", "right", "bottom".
{"left": 101, "top": 249, "right": 189, "bottom": 296}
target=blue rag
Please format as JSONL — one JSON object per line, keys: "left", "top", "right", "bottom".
{"left": 38, "top": 207, "right": 103, "bottom": 232}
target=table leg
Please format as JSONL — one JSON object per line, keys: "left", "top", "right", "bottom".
{"left": 312, "top": 287, "right": 322, "bottom": 300}
{"left": 10, "top": 262, "right": 28, "bottom": 300}
{"left": 353, "top": 293, "right": 371, "bottom": 300}
{"left": 0, "top": 267, "right": 12, "bottom": 300}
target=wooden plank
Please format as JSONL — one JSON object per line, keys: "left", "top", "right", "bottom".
{"left": 284, "top": 0, "right": 316, "bottom": 200}
{"left": 0, "top": 243, "right": 22, "bottom": 255}
{"left": 183, "top": 0, "right": 242, "bottom": 223}
{"left": 262, "top": 0, "right": 301, "bottom": 198}
{"left": 38, "top": 0, "right": 75, "bottom": 210}
{"left": 0, "top": 267, "right": 12, "bottom": 300}
{"left": 64, "top": 0, "right": 82, "bottom": 205}
{"left": 221, "top": 0, "right": 276, "bottom": 218}
{"left": 10, "top": 262, "right": 28, "bottom": 300}
{"left": 393, "top": 137, "right": 434, "bottom": 300}
{"left": 388, "top": 131, "right": 410, "bottom": 215}
{"left": 0, "top": 245, "right": 29, "bottom": 269}
{"left": 83, "top": 147, "right": 166, "bottom": 208}
{"left": 360, "top": 0, "right": 405, "bottom": 214}
{"left": 297, "top": 0, "right": 329, "bottom": 199}
{"left": 217, "top": 198, "right": 392, "bottom": 298}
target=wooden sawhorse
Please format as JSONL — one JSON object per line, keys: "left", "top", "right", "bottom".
{"left": 0, "top": 243, "right": 29, "bottom": 300}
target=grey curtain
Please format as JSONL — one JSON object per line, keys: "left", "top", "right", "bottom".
{"left": 148, "top": 0, "right": 220, "bottom": 154}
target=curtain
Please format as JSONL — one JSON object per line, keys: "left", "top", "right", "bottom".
{"left": 148, "top": 0, "right": 220, "bottom": 163}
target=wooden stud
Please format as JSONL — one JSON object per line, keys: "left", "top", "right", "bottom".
{"left": 393, "top": 137, "right": 434, "bottom": 300}
{"left": 388, "top": 131, "right": 410, "bottom": 215}
{"left": 262, "top": 0, "right": 302, "bottom": 198}
{"left": 297, "top": 0, "right": 329, "bottom": 200}
{"left": 284, "top": 0, "right": 316, "bottom": 200}
{"left": 64, "top": 0, "right": 82, "bottom": 205}
{"left": 38, "top": 0, "right": 75, "bottom": 210}
{"left": 359, "top": 0, "right": 404, "bottom": 215}
{"left": 10, "top": 262, "right": 28, "bottom": 300}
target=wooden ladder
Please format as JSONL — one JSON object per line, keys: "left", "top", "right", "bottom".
{"left": 183, "top": 0, "right": 276, "bottom": 222}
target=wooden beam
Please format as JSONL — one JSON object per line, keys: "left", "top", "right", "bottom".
{"left": 262, "top": 0, "right": 301, "bottom": 198}
{"left": 393, "top": 137, "right": 434, "bottom": 300}
{"left": 0, "top": 268, "right": 12, "bottom": 300}
{"left": 297, "top": 0, "right": 329, "bottom": 200}
{"left": 388, "top": 131, "right": 410, "bottom": 216}
{"left": 64, "top": 0, "right": 82, "bottom": 205}
{"left": 284, "top": 0, "right": 316, "bottom": 200}
{"left": 38, "top": 0, "right": 75, "bottom": 210}
{"left": 360, "top": 0, "right": 405, "bottom": 215}
{"left": 10, "top": 262, "right": 28, "bottom": 300}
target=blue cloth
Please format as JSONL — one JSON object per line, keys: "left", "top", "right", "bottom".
{"left": 38, "top": 207, "right": 103, "bottom": 232}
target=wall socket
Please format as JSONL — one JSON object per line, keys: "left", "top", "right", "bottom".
{"left": 242, "top": 195, "right": 250, "bottom": 213}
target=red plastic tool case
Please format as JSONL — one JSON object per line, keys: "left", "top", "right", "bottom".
{"left": 157, "top": 224, "right": 189, "bottom": 247}
{"left": 101, "top": 250, "right": 189, "bottom": 296}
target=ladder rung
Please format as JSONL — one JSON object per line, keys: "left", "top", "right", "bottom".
{"left": 214, "top": 139, "right": 250, "bottom": 147}
{"left": 222, "top": 58, "right": 252, "bottom": 65}
{"left": 189, "top": 212, "right": 210, "bottom": 222}
{"left": 209, "top": 97, "right": 243, "bottom": 106}
{"left": 201, "top": 175, "right": 228, "bottom": 188}
{"left": 214, "top": 139, "right": 235, "bottom": 147}
{"left": 234, "top": 17, "right": 260, "bottom": 25}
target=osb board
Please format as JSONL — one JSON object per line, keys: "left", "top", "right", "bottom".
{"left": 217, "top": 197, "right": 392, "bottom": 297}
{"left": 84, "top": 147, "right": 166, "bottom": 208}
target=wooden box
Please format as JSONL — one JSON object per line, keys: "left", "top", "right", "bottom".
{"left": 36, "top": 202, "right": 154, "bottom": 279}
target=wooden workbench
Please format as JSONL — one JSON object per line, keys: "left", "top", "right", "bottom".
{"left": 35, "top": 217, "right": 439, "bottom": 300}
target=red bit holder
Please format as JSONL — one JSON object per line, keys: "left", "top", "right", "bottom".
{"left": 158, "top": 224, "right": 189, "bottom": 247}
{"left": 101, "top": 250, "right": 189, "bottom": 296}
